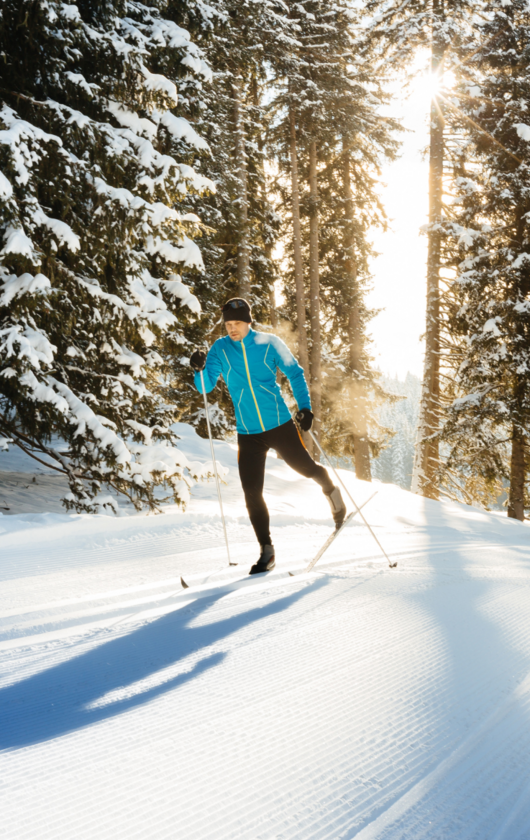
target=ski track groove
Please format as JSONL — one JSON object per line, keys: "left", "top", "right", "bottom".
{"left": 2, "top": 529, "right": 530, "bottom": 838}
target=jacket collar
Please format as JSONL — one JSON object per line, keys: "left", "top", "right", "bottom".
{"left": 229, "top": 327, "right": 255, "bottom": 347}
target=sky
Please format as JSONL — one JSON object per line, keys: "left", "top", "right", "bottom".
{"left": 366, "top": 74, "right": 432, "bottom": 380}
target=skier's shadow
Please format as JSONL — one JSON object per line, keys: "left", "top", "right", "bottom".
{"left": 0, "top": 579, "right": 324, "bottom": 750}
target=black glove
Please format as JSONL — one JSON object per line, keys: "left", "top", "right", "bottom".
{"left": 295, "top": 408, "right": 314, "bottom": 432}
{"left": 190, "top": 349, "right": 207, "bottom": 371}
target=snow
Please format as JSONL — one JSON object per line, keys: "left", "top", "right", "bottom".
{"left": 160, "top": 111, "right": 210, "bottom": 151}
{"left": 140, "top": 66, "right": 178, "bottom": 105}
{"left": 64, "top": 71, "right": 98, "bottom": 98}
{"left": 60, "top": 4, "right": 81, "bottom": 22}
{"left": 0, "top": 170, "right": 13, "bottom": 198}
{"left": 0, "top": 324, "right": 56, "bottom": 369}
{"left": 145, "top": 233, "right": 204, "bottom": 271}
{"left": 106, "top": 100, "right": 158, "bottom": 141}
{"left": 161, "top": 273, "right": 201, "bottom": 314}
{"left": 0, "top": 272, "right": 50, "bottom": 306}
{"left": 483, "top": 317, "right": 502, "bottom": 336}
{"left": 52, "top": 381, "right": 131, "bottom": 462}
{"left": 2, "top": 422, "right": 530, "bottom": 838}
{"left": 511, "top": 252, "right": 530, "bottom": 269}
{"left": 114, "top": 344, "right": 146, "bottom": 377}
{"left": 0, "top": 105, "right": 63, "bottom": 186}
{"left": 147, "top": 20, "right": 213, "bottom": 82}
{"left": 33, "top": 208, "right": 80, "bottom": 252}
{"left": 457, "top": 227, "right": 477, "bottom": 249}
{"left": 515, "top": 123, "right": 530, "bottom": 141}
{"left": 1, "top": 226, "right": 36, "bottom": 259}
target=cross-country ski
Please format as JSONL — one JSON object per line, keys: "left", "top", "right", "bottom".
{"left": 182, "top": 491, "right": 380, "bottom": 589}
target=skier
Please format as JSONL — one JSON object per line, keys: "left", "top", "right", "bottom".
{"left": 190, "top": 297, "right": 347, "bottom": 575}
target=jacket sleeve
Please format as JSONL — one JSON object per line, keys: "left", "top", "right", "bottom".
{"left": 193, "top": 342, "right": 223, "bottom": 394}
{"left": 272, "top": 337, "right": 311, "bottom": 411}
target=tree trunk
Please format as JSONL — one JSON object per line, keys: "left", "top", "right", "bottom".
{"left": 411, "top": 0, "right": 445, "bottom": 499}
{"left": 232, "top": 78, "right": 250, "bottom": 298}
{"left": 289, "top": 102, "right": 311, "bottom": 382}
{"left": 269, "top": 281, "right": 277, "bottom": 328}
{"left": 508, "top": 422, "right": 525, "bottom": 520}
{"left": 289, "top": 101, "right": 313, "bottom": 453}
{"left": 308, "top": 137, "right": 321, "bottom": 455}
{"left": 343, "top": 145, "right": 371, "bottom": 481}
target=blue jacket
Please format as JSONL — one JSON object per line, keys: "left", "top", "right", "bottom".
{"left": 194, "top": 329, "right": 311, "bottom": 435}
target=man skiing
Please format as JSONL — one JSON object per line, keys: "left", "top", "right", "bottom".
{"left": 190, "top": 297, "right": 346, "bottom": 575}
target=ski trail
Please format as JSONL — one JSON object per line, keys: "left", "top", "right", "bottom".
{"left": 489, "top": 777, "right": 530, "bottom": 840}
{"left": 351, "top": 671, "right": 530, "bottom": 840}
{"left": 3, "top": 457, "right": 530, "bottom": 839}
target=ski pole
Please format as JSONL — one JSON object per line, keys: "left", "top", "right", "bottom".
{"left": 307, "top": 428, "right": 397, "bottom": 569}
{"left": 200, "top": 369, "right": 235, "bottom": 566}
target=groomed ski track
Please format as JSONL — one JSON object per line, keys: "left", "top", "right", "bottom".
{"left": 2, "top": 425, "right": 530, "bottom": 839}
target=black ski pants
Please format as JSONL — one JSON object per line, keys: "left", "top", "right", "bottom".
{"left": 238, "top": 419, "right": 334, "bottom": 547}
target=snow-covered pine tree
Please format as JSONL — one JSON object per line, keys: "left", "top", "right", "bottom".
{"left": 439, "top": 0, "right": 530, "bottom": 518}
{"left": 193, "top": 0, "right": 286, "bottom": 305}
{"left": 265, "top": 0, "right": 314, "bottom": 449}
{"left": 268, "top": 0, "right": 348, "bottom": 448}
{"left": 167, "top": 0, "right": 289, "bottom": 439}
{"left": 270, "top": 0, "right": 401, "bottom": 476}
{"left": 0, "top": 0, "right": 215, "bottom": 511}
{"left": 362, "top": 0, "right": 482, "bottom": 499}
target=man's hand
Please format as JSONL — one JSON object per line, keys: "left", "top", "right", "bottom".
{"left": 190, "top": 349, "right": 207, "bottom": 372}
{"left": 295, "top": 408, "right": 314, "bottom": 432}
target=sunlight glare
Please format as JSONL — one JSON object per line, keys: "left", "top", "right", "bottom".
{"left": 414, "top": 69, "right": 457, "bottom": 105}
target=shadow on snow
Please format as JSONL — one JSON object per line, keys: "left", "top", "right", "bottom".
{"left": 0, "top": 578, "right": 325, "bottom": 750}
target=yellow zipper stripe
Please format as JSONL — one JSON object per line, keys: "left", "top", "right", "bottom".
{"left": 222, "top": 349, "right": 232, "bottom": 387}
{"left": 241, "top": 341, "right": 265, "bottom": 431}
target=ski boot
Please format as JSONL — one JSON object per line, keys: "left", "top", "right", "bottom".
{"left": 249, "top": 544, "right": 276, "bottom": 575}
{"left": 324, "top": 486, "right": 347, "bottom": 529}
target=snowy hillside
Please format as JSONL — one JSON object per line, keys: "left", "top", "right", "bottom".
{"left": 2, "top": 423, "right": 530, "bottom": 839}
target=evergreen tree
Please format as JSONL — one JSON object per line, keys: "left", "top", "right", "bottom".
{"left": 0, "top": 0, "right": 215, "bottom": 511}
{"left": 440, "top": 0, "right": 530, "bottom": 518}
{"left": 363, "top": 0, "right": 482, "bottom": 498}
{"left": 168, "top": 0, "right": 289, "bottom": 439}
{"left": 271, "top": 0, "right": 401, "bottom": 474}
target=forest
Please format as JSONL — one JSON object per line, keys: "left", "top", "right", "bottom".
{"left": 1, "top": 0, "right": 529, "bottom": 519}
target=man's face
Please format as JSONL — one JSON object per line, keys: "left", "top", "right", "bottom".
{"left": 225, "top": 320, "right": 251, "bottom": 342}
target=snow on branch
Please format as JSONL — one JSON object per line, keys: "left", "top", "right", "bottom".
{"left": 161, "top": 274, "right": 201, "bottom": 314}
{"left": 0, "top": 324, "right": 56, "bottom": 369}
{"left": 0, "top": 272, "right": 51, "bottom": 306}
{"left": 140, "top": 66, "right": 178, "bottom": 105}
{"left": 146, "top": 235, "right": 204, "bottom": 271}
{"left": 1, "top": 227, "right": 38, "bottom": 261}
{"left": 515, "top": 124, "right": 530, "bottom": 142}
{"left": 160, "top": 112, "right": 210, "bottom": 152}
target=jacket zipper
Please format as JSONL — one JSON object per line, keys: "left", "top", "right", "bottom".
{"left": 241, "top": 341, "right": 265, "bottom": 431}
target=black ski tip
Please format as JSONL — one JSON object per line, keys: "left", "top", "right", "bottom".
{"left": 229, "top": 562, "right": 238, "bottom": 566}
{"left": 180, "top": 576, "right": 189, "bottom": 589}
{"left": 288, "top": 571, "right": 295, "bottom": 577}
{"left": 389, "top": 561, "right": 398, "bottom": 569}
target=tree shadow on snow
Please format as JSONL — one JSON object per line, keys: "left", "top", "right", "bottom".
{"left": 0, "top": 578, "right": 325, "bottom": 750}
{"left": 412, "top": 498, "right": 530, "bottom": 713}
{"left": 355, "top": 499, "right": 530, "bottom": 839}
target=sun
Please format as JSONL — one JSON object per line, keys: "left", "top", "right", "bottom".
{"left": 414, "top": 68, "right": 457, "bottom": 104}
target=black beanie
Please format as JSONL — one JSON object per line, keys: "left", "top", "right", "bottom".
{"left": 222, "top": 297, "right": 252, "bottom": 323}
